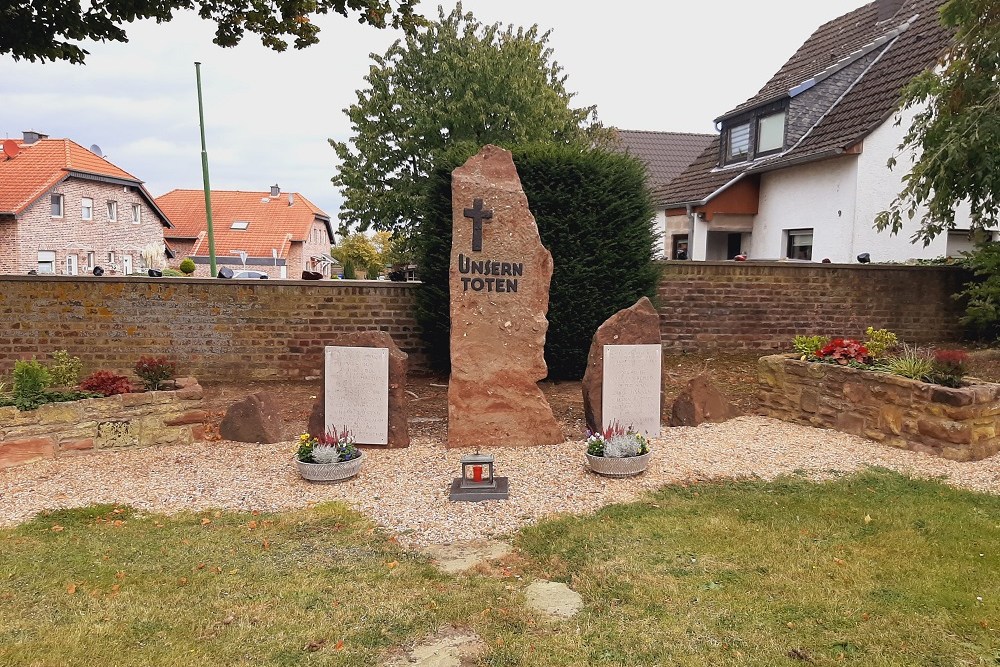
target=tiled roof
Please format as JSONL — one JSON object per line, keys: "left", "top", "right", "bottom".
{"left": 157, "top": 189, "right": 332, "bottom": 258}
{"left": 611, "top": 130, "right": 715, "bottom": 200}
{"left": 0, "top": 138, "right": 141, "bottom": 215}
{"left": 661, "top": 0, "right": 951, "bottom": 207}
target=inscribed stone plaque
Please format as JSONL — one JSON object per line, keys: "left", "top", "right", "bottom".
{"left": 602, "top": 344, "right": 662, "bottom": 438}
{"left": 324, "top": 346, "right": 388, "bottom": 445}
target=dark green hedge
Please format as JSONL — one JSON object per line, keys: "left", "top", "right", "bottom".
{"left": 414, "top": 142, "right": 659, "bottom": 379}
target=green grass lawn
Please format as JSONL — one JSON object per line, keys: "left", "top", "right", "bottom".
{"left": 2, "top": 470, "right": 998, "bottom": 666}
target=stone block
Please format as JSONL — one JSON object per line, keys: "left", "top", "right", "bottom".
{"left": 843, "top": 382, "right": 868, "bottom": 404}
{"left": 174, "top": 376, "right": 199, "bottom": 389}
{"left": 670, "top": 374, "right": 740, "bottom": 426}
{"left": 835, "top": 412, "right": 865, "bottom": 436}
{"left": 163, "top": 410, "right": 210, "bottom": 426}
{"left": 175, "top": 385, "right": 204, "bottom": 400}
{"left": 929, "top": 386, "right": 974, "bottom": 407}
{"left": 879, "top": 406, "right": 904, "bottom": 435}
{"left": 0, "top": 436, "right": 55, "bottom": 468}
{"left": 34, "top": 402, "right": 82, "bottom": 424}
{"left": 121, "top": 392, "right": 172, "bottom": 407}
{"left": 917, "top": 418, "right": 972, "bottom": 445}
{"left": 800, "top": 389, "right": 818, "bottom": 413}
{"left": 59, "top": 437, "right": 94, "bottom": 453}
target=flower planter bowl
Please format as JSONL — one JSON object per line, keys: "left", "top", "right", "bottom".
{"left": 585, "top": 451, "right": 651, "bottom": 478}
{"left": 295, "top": 451, "right": 365, "bottom": 483}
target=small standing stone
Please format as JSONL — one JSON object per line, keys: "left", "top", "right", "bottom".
{"left": 670, "top": 373, "right": 740, "bottom": 426}
{"left": 219, "top": 392, "right": 284, "bottom": 443}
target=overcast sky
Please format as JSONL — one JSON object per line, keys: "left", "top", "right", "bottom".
{"left": 1, "top": 0, "right": 864, "bottom": 224}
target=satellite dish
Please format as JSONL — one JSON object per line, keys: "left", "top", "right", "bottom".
{"left": 2, "top": 139, "right": 20, "bottom": 159}
{"left": 89, "top": 144, "right": 103, "bottom": 157}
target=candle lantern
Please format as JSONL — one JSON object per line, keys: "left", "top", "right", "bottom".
{"left": 449, "top": 451, "right": 509, "bottom": 501}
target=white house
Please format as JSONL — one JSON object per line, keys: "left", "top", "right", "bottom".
{"left": 658, "top": 0, "right": 974, "bottom": 263}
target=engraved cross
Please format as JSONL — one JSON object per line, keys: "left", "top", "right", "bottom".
{"left": 463, "top": 198, "right": 493, "bottom": 252}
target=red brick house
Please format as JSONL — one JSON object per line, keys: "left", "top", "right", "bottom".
{"left": 0, "top": 131, "right": 173, "bottom": 275}
{"left": 156, "top": 187, "right": 336, "bottom": 278}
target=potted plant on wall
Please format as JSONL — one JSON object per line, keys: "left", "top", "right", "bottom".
{"left": 294, "top": 427, "right": 365, "bottom": 482}
{"left": 584, "top": 421, "right": 651, "bottom": 477}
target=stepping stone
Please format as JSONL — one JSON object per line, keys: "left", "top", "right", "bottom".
{"left": 383, "top": 627, "right": 483, "bottom": 667}
{"left": 525, "top": 579, "right": 584, "bottom": 618}
{"left": 421, "top": 540, "right": 513, "bottom": 574}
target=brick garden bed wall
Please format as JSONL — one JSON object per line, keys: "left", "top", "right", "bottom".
{"left": 0, "top": 276, "right": 425, "bottom": 381}
{"left": 758, "top": 354, "right": 1000, "bottom": 461}
{"left": 0, "top": 378, "right": 208, "bottom": 469}
{"left": 656, "top": 261, "right": 970, "bottom": 351}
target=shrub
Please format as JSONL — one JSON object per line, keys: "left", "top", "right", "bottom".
{"left": 179, "top": 258, "right": 196, "bottom": 275}
{"left": 885, "top": 345, "right": 934, "bottom": 380}
{"left": 863, "top": 327, "right": 899, "bottom": 359}
{"left": 79, "top": 370, "right": 132, "bottom": 396}
{"left": 928, "top": 349, "right": 970, "bottom": 387}
{"left": 47, "top": 350, "right": 83, "bottom": 387}
{"left": 134, "top": 356, "right": 176, "bottom": 391}
{"left": 414, "top": 142, "right": 658, "bottom": 378}
{"left": 162, "top": 268, "right": 185, "bottom": 277}
{"left": 816, "top": 338, "right": 868, "bottom": 365}
{"left": 792, "top": 335, "right": 829, "bottom": 358}
{"left": 13, "top": 359, "right": 51, "bottom": 400}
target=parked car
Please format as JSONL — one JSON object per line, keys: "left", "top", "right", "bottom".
{"left": 232, "top": 270, "right": 269, "bottom": 279}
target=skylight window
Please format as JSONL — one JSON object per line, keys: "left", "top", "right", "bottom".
{"left": 231, "top": 220, "right": 250, "bottom": 230}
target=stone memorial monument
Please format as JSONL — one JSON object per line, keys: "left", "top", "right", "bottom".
{"left": 602, "top": 345, "right": 662, "bottom": 438}
{"left": 307, "top": 331, "right": 410, "bottom": 448}
{"left": 447, "top": 145, "right": 563, "bottom": 448}
{"left": 581, "top": 297, "right": 662, "bottom": 434}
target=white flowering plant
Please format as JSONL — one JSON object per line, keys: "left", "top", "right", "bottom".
{"left": 585, "top": 421, "right": 649, "bottom": 458}
{"left": 296, "top": 426, "right": 360, "bottom": 464}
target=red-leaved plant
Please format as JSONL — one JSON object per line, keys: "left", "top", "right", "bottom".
{"left": 816, "top": 338, "right": 869, "bottom": 365}
{"left": 79, "top": 370, "right": 132, "bottom": 396}
{"left": 134, "top": 356, "right": 176, "bottom": 391}
{"left": 932, "top": 349, "right": 969, "bottom": 378}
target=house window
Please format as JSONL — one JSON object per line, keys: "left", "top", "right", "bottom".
{"left": 51, "top": 194, "right": 64, "bottom": 218}
{"left": 757, "top": 111, "right": 786, "bottom": 154}
{"left": 38, "top": 251, "right": 56, "bottom": 274}
{"left": 131, "top": 203, "right": 141, "bottom": 224}
{"left": 671, "top": 235, "right": 689, "bottom": 260}
{"left": 726, "top": 122, "right": 750, "bottom": 163}
{"left": 86, "top": 252, "right": 95, "bottom": 269}
{"left": 231, "top": 220, "right": 249, "bottom": 230}
{"left": 785, "top": 229, "right": 813, "bottom": 260}
{"left": 81, "top": 197, "right": 94, "bottom": 221}
{"left": 108, "top": 252, "right": 115, "bottom": 263}
{"left": 107, "top": 201, "right": 118, "bottom": 221}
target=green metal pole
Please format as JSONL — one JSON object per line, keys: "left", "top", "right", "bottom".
{"left": 194, "top": 62, "right": 218, "bottom": 277}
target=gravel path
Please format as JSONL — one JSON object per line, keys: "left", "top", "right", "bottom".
{"left": 2, "top": 416, "right": 998, "bottom": 546}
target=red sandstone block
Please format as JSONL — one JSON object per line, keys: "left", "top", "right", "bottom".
{"left": 60, "top": 438, "right": 95, "bottom": 453}
{"left": 164, "top": 410, "right": 209, "bottom": 426}
{"left": 1, "top": 437, "right": 56, "bottom": 468}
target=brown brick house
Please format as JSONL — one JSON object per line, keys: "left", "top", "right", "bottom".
{"left": 0, "top": 131, "right": 173, "bottom": 275}
{"left": 156, "top": 187, "right": 336, "bottom": 278}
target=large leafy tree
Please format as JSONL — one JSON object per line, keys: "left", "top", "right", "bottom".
{"left": 330, "top": 3, "right": 606, "bottom": 235}
{"left": 1, "top": 0, "right": 422, "bottom": 64}
{"left": 875, "top": 0, "right": 1000, "bottom": 245}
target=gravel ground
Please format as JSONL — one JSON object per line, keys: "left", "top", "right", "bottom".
{"left": 2, "top": 416, "right": 999, "bottom": 546}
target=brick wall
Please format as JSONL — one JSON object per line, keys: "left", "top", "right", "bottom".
{"left": 656, "top": 261, "right": 969, "bottom": 351}
{"left": 9, "top": 177, "right": 167, "bottom": 276}
{"left": 0, "top": 263, "right": 969, "bottom": 383}
{"left": 0, "top": 276, "right": 425, "bottom": 380}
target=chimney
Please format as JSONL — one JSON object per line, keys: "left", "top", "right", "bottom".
{"left": 22, "top": 130, "right": 48, "bottom": 144}
{"left": 287, "top": 193, "right": 295, "bottom": 207}
{"left": 270, "top": 184, "right": 280, "bottom": 197}
{"left": 877, "top": 0, "right": 905, "bottom": 21}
